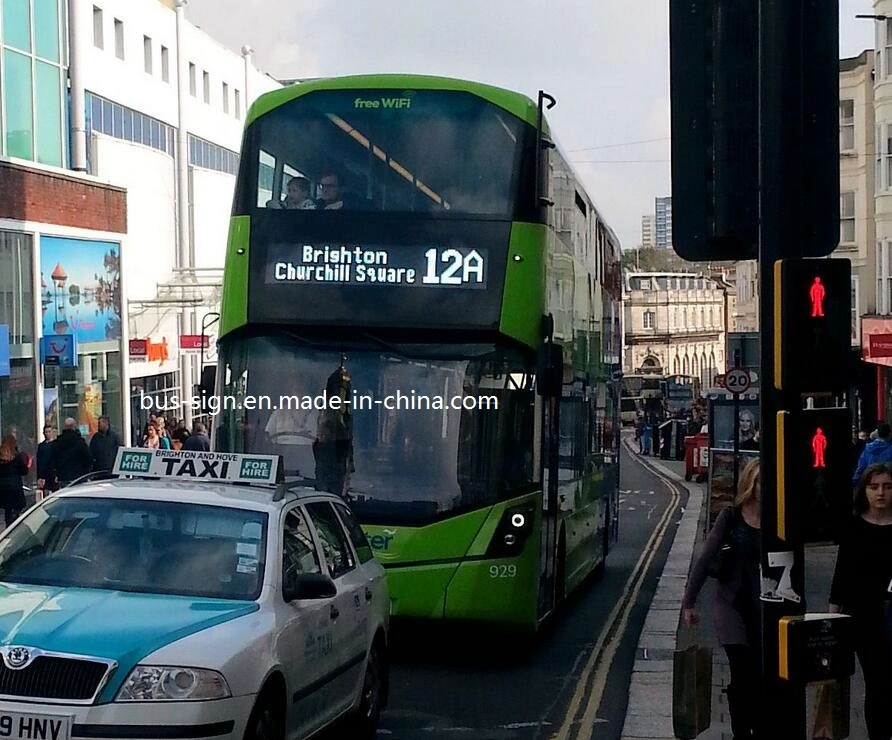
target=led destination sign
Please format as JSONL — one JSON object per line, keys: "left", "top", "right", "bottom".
{"left": 266, "top": 244, "right": 487, "bottom": 288}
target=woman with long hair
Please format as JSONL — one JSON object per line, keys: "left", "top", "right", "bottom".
{"left": 142, "top": 422, "right": 161, "bottom": 449}
{"left": 0, "top": 433, "right": 29, "bottom": 528}
{"left": 829, "top": 462, "right": 892, "bottom": 740}
{"left": 682, "top": 458, "right": 762, "bottom": 739}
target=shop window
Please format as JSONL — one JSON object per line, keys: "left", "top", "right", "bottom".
{"left": 45, "top": 351, "right": 122, "bottom": 440}
{"left": 0, "top": 231, "right": 34, "bottom": 344}
{"left": 0, "top": 359, "right": 37, "bottom": 479}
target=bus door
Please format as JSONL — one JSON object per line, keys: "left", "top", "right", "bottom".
{"left": 538, "top": 392, "right": 560, "bottom": 620}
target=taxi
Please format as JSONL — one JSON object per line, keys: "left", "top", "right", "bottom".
{"left": 0, "top": 448, "right": 389, "bottom": 740}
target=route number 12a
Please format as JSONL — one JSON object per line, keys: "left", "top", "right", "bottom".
{"left": 423, "top": 248, "right": 485, "bottom": 285}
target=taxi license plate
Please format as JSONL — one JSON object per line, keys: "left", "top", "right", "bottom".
{"left": 0, "top": 711, "right": 70, "bottom": 740}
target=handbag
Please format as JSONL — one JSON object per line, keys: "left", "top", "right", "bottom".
{"left": 672, "top": 640, "right": 713, "bottom": 738}
{"left": 706, "top": 508, "right": 737, "bottom": 583}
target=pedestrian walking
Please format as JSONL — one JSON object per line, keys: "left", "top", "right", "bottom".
{"left": 183, "top": 422, "right": 210, "bottom": 451}
{"left": 89, "top": 415, "right": 122, "bottom": 472}
{"left": 682, "top": 458, "right": 763, "bottom": 740}
{"left": 53, "top": 418, "right": 92, "bottom": 486}
{"left": 852, "top": 422, "right": 892, "bottom": 487}
{"left": 0, "top": 433, "right": 29, "bottom": 527}
{"left": 829, "top": 462, "right": 892, "bottom": 740}
{"left": 36, "top": 424, "right": 57, "bottom": 497}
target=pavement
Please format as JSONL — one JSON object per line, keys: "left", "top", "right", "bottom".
{"left": 618, "top": 440, "right": 868, "bottom": 740}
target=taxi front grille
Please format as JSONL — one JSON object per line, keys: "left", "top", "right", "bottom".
{"left": 0, "top": 656, "right": 110, "bottom": 702}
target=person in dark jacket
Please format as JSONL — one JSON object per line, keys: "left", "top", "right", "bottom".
{"left": 36, "top": 424, "right": 57, "bottom": 494}
{"left": 183, "top": 423, "right": 210, "bottom": 451}
{"left": 829, "top": 463, "right": 892, "bottom": 740}
{"left": 853, "top": 422, "right": 892, "bottom": 487}
{"left": 53, "top": 418, "right": 92, "bottom": 486}
{"left": 682, "top": 459, "right": 763, "bottom": 740}
{"left": 89, "top": 416, "right": 121, "bottom": 472}
{"left": 0, "top": 433, "right": 29, "bottom": 527}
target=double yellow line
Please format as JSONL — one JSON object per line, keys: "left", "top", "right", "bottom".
{"left": 552, "top": 441, "right": 682, "bottom": 739}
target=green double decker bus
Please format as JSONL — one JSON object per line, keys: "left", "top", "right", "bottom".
{"left": 212, "top": 74, "right": 623, "bottom": 631}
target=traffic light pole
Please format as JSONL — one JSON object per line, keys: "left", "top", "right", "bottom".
{"left": 758, "top": 1, "right": 821, "bottom": 736}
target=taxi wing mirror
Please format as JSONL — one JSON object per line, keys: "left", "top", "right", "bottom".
{"left": 284, "top": 572, "right": 337, "bottom": 602}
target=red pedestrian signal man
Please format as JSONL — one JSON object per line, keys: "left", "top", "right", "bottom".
{"left": 812, "top": 427, "right": 827, "bottom": 469}
{"left": 810, "top": 276, "right": 826, "bottom": 317}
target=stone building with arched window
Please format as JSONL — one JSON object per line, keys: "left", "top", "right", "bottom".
{"left": 623, "top": 271, "right": 730, "bottom": 388}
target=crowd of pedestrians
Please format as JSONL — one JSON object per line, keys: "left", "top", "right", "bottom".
{"left": 682, "top": 420, "right": 892, "bottom": 740}
{"left": 138, "top": 412, "right": 210, "bottom": 452}
{"left": 0, "top": 411, "right": 214, "bottom": 530}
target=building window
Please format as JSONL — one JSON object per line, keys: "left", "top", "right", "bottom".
{"left": 643, "top": 310, "right": 655, "bottom": 329}
{"left": 886, "top": 128, "right": 892, "bottom": 192}
{"left": 160, "top": 45, "right": 169, "bottom": 82}
{"left": 840, "top": 191, "right": 856, "bottom": 244}
{"left": 92, "top": 5, "right": 103, "bottom": 48}
{"left": 113, "top": 18, "right": 124, "bottom": 59}
{"left": 143, "top": 35, "right": 152, "bottom": 74}
{"left": 35, "top": 60, "right": 62, "bottom": 166}
{"left": 85, "top": 91, "right": 176, "bottom": 170}
{"left": 851, "top": 275, "right": 860, "bottom": 346}
{"left": 202, "top": 71, "right": 210, "bottom": 103}
{"left": 878, "top": 126, "right": 884, "bottom": 193}
{"left": 886, "top": 242, "right": 892, "bottom": 317}
{"left": 4, "top": 49, "right": 34, "bottom": 159}
{"left": 189, "top": 62, "right": 196, "bottom": 96}
{"left": 3, "top": 0, "right": 32, "bottom": 52}
{"left": 886, "top": 18, "right": 892, "bottom": 76}
{"left": 187, "top": 133, "right": 240, "bottom": 176}
{"left": 839, "top": 99, "right": 855, "bottom": 152}
{"left": 839, "top": 192, "right": 857, "bottom": 246}
{"left": 222, "top": 82, "right": 229, "bottom": 113}
{"left": 879, "top": 241, "right": 892, "bottom": 316}
{"left": 235, "top": 88, "right": 241, "bottom": 118}
{"left": 34, "top": 0, "right": 61, "bottom": 62}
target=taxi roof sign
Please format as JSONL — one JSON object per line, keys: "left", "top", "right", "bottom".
{"left": 112, "top": 448, "right": 281, "bottom": 486}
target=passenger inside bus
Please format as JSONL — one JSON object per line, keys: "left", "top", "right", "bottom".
{"left": 316, "top": 170, "right": 345, "bottom": 210}
{"left": 266, "top": 175, "right": 316, "bottom": 209}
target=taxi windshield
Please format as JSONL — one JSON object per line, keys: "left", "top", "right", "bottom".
{"left": 0, "top": 497, "right": 268, "bottom": 600}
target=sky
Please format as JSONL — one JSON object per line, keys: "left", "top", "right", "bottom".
{"left": 186, "top": 0, "right": 877, "bottom": 252}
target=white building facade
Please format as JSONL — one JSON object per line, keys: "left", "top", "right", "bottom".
{"left": 623, "top": 272, "right": 727, "bottom": 387}
{"left": 641, "top": 214, "right": 655, "bottom": 249}
{"left": 71, "top": 0, "right": 280, "bottom": 440}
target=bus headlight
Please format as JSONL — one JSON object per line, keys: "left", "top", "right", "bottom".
{"left": 486, "top": 504, "right": 535, "bottom": 558}
{"left": 116, "top": 666, "right": 231, "bottom": 701}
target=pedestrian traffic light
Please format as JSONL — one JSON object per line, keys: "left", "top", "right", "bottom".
{"left": 777, "top": 407, "right": 852, "bottom": 544}
{"left": 774, "top": 259, "right": 851, "bottom": 392}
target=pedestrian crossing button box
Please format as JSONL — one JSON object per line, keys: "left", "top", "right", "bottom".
{"left": 778, "top": 613, "right": 854, "bottom": 683}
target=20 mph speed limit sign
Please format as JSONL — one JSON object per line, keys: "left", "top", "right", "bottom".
{"left": 724, "top": 368, "right": 751, "bottom": 395}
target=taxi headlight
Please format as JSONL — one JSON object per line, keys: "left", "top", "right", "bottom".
{"left": 115, "top": 666, "right": 231, "bottom": 701}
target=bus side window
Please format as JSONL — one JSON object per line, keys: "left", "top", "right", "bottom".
{"left": 258, "top": 149, "right": 277, "bottom": 208}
